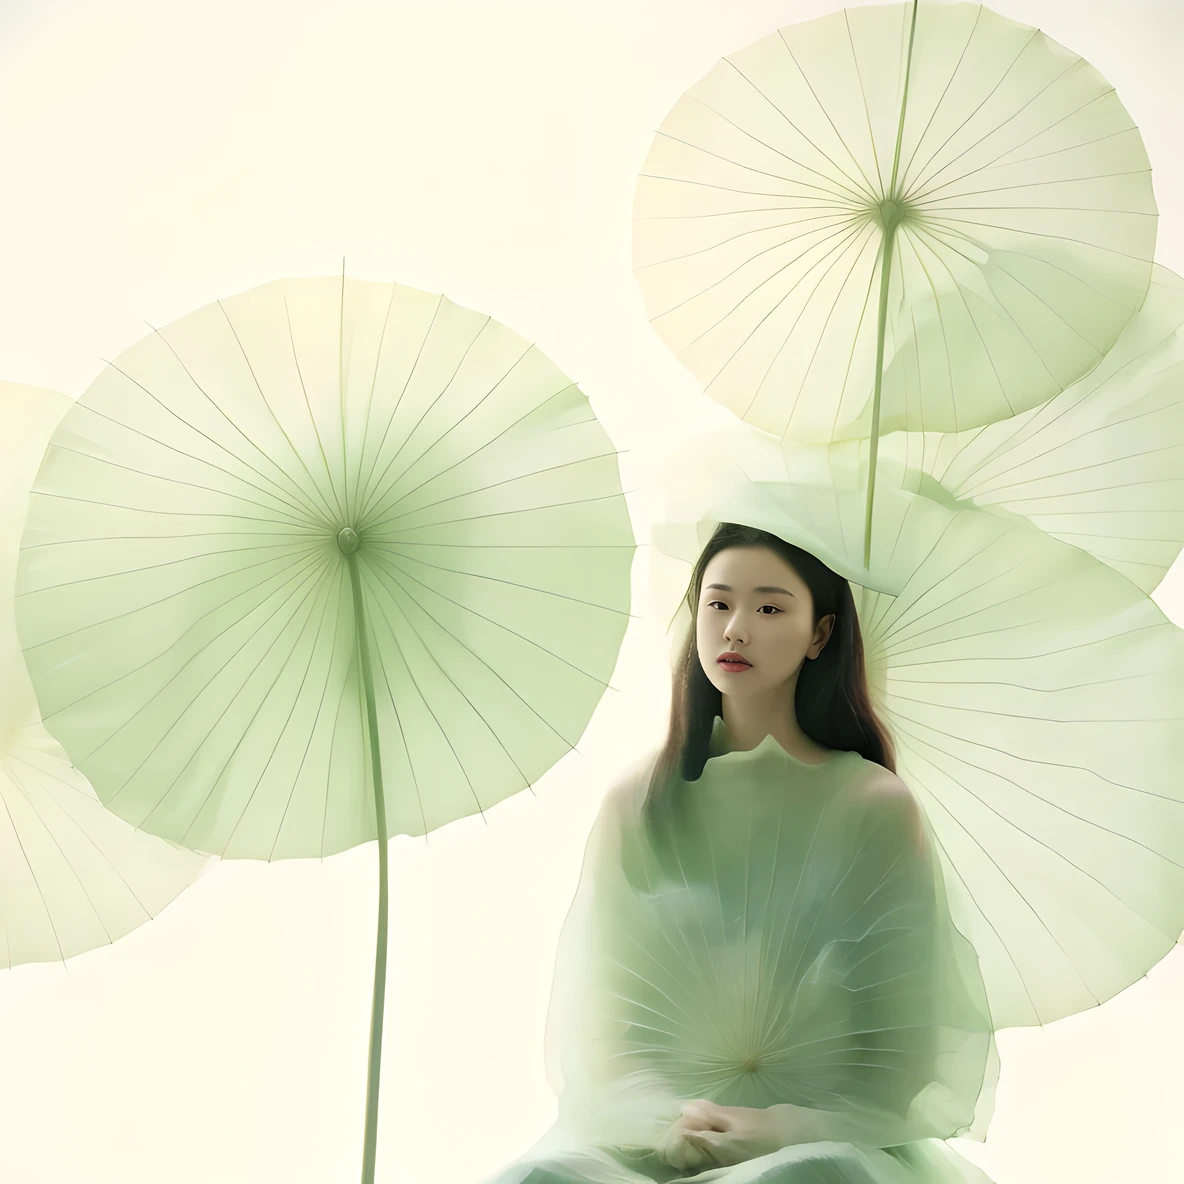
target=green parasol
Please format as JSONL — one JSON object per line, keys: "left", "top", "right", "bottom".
{"left": 648, "top": 418, "right": 1184, "bottom": 1030}
{"left": 13, "top": 277, "right": 636, "bottom": 1181}
{"left": 632, "top": 0, "right": 1157, "bottom": 447}
{"left": 877, "top": 261, "right": 1184, "bottom": 595}
{"left": 1, "top": 382, "right": 209, "bottom": 970}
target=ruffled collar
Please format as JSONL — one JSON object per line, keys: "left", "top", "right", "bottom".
{"left": 705, "top": 714, "right": 851, "bottom": 771}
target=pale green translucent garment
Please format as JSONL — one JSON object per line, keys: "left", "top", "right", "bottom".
{"left": 486, "top": 718, "right": 999, "bottom": 1184}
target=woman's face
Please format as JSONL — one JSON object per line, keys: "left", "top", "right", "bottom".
{"left": 695, "top": 545, "right": 834, "bottom": 699}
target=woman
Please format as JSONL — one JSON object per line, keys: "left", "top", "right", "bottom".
{"left": 485, "top": 522, "right": 999, "bottom": 1183}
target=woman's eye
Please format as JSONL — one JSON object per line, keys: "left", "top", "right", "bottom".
{"left": 707, "top": 601, "right": 780, "bottom": 615}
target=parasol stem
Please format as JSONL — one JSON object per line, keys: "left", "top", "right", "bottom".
{"left": 340, "top": 529, "right": 391, "bottom": 1184}
{"left": 865, "top": 223, "right": 897, "bottom": 574}
{"left": 863, "top": 0, "right": 920, "bottom": 574}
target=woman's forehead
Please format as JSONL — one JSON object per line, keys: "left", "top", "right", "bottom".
{"left": 703, "top": 547, "right": 805, "bottom": 593}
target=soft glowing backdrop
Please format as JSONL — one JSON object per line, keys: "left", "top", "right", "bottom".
{"left": 1, "top": 1, "right": 1181, "bottom": 1181}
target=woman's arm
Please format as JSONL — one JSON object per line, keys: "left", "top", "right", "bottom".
{"left": 754, "top": 1101, "right": 861, "bottom": 1147}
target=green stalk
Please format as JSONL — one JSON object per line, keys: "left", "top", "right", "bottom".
{"left": 865, "top": 227, "right": 898, "bottom": 574}
{"left": 864, "top": 0, "right": 920, "bottom": 575}
{"left": 340, "top": 529, "right": 390, "bottom": 1184}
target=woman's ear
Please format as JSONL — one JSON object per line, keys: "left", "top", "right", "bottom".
{"left": 813, "top": 613, "right": 836, "bottom": 656}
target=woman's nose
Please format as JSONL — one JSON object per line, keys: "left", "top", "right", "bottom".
{"left": 726, "top": 616, "right": 747, "bottom": 641}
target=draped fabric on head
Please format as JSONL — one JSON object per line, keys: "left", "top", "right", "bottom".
{"left": 539, "top": 735, "right": 999, "bottom": 1153}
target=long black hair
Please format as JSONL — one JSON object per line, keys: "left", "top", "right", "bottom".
{"left": 641, "top": 521, "right": 896, "bottom": 835}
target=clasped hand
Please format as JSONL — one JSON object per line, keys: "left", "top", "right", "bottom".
{"left": 657, "top": 1099, "right": 783, "bottom": 1171}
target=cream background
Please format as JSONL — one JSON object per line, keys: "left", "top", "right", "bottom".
{"left": 1, "top": 1, "right": 1182, "bottom": 1181}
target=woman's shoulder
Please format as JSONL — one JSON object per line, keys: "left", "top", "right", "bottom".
{"left": 852, "top": 760, "right": 914, "bottom": 801}
{"left": 848, "top": 762, "right": 926, "bottom": 850}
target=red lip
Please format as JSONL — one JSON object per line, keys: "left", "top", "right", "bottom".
{"left": 717, "top": 653, "right": 751, "bottom": 666}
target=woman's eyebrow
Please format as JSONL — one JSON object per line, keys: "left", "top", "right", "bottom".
{"left": 704, "top": 583, "right": 794, "bottom": 596}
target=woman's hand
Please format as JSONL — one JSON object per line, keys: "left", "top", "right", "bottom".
{"left": 664, "top": 1103, "right": 786, "bottom": 1169}
{"left": 656, "top": 1099, "right": 731, "bottom": 1172}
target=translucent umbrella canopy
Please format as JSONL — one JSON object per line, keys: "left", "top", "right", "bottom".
{"left": 878, "top": 262, "right": 1184, "bottom": 596}
{"left": 12, "top": 278, "right": 636, "bottom": 1184}
{"left": 2, "top": 382, "right": 209, "bottom": 969}
{"left": 649, "top": 420, "right": 1184, "bottom": 1029}
{"left": 633, "top": 1, "right": 1157, "bottom": 444}
{"left": 14, "top": 276, "right": 636, "bottom": 861}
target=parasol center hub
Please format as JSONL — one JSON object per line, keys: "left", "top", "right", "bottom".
{"left": 336, "top": 526, "right": 361, "bottom": 554}
{"left": 873, "top": 197, "right": 912, "bottom": 231}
